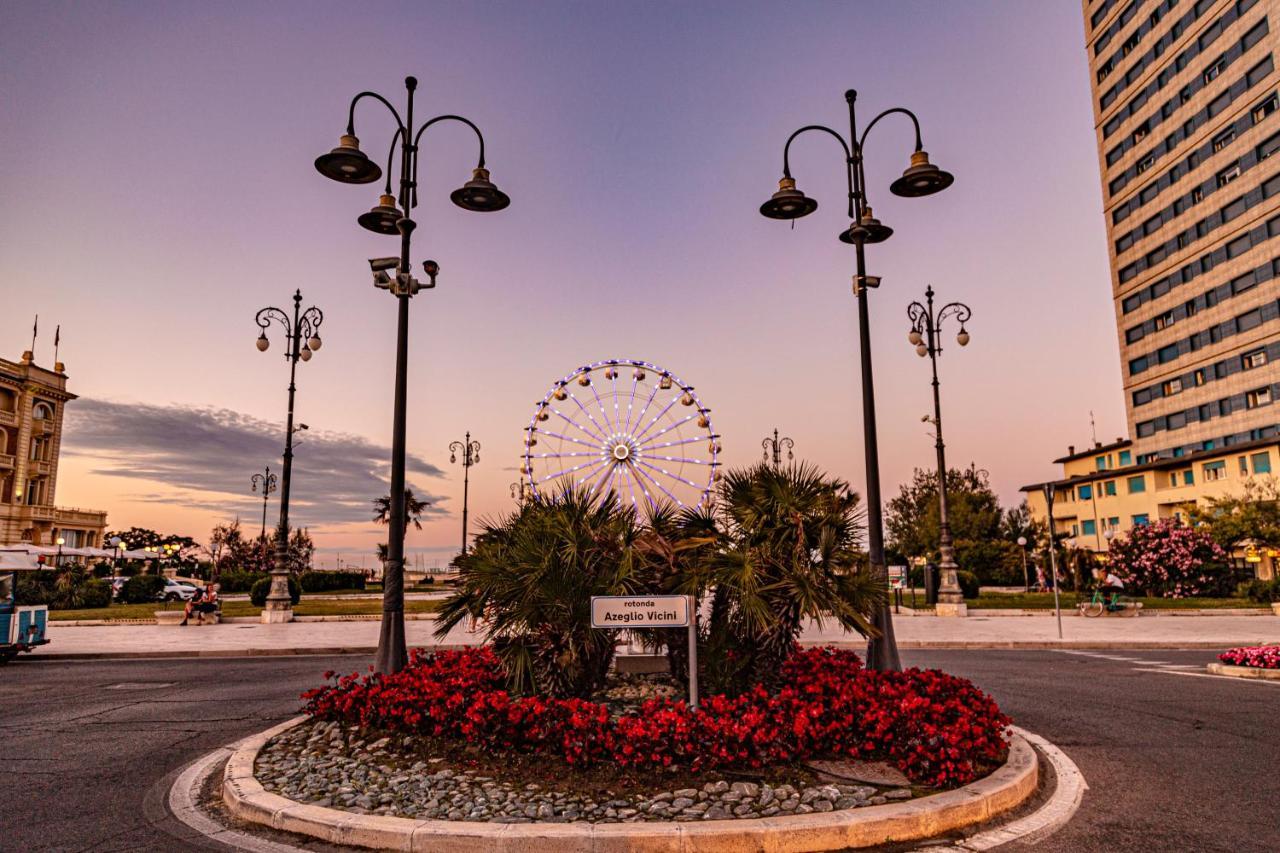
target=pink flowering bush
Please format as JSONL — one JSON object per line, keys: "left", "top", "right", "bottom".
{"left": 1218, "top": 646, "right": 1280, "bottom": 669}
{"left": 1106, "top": 519, "right": 1230, "bottom": 598}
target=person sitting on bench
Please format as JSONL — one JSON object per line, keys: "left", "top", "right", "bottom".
{"left": 180, "top": 583, "right": 219, "bottom": 625}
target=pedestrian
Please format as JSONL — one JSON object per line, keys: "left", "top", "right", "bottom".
{"left": 179, "top": 585, "right": 204, "bottom": 626}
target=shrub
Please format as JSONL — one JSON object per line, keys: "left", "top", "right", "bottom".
{"left": 121, "top": 575, "right": 166, "bottom": 604}
{"left": 14, "top": 573, "right": 54, "bottom": 606}
{"left": 956, "top": 569, "right": 981, "bottom": 599}
{"left": 77, "top": 579, "right": 113, "bottom": 609}
{"left": 215, "top": 571, "right": 261, "bottom": 593}
{"left": 250, "top": 576, "right": 300, "bottom": 607}
{"left": 1218, "top": 646, "right": 1280, "bottom": 669}
{"left": 298, "top": 570, "right": 366, "bottom": 593}
{"left": 303, "top": 646, "right": 1009, "bottom": 789}
{"left": 1106, "top": 519, "right": 1231, "bottom": 598}
{"left": 953, "top": 540, "right": 1025, "bottom": 586}
{"left": 1242, "top": 578, "right": 1280, "bottom": 603}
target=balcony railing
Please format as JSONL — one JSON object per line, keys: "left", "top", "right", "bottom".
{"left": 34, "top": 419, "right": 55, "bottom": 435}
{"left": 0, "top": 409, "right": 16, "bottom": 427}
{"left": 0, "top": 452, "right": 14, "bottom": 469}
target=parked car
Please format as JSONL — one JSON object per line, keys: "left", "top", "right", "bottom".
{"left": 106, "top": 576, "right": 129, "bottom": 600}
{"left": 158, "top": 579, "right": 198, "bottom": 602}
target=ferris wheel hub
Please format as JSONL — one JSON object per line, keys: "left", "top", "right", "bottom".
{"left": 612, "top": 442, "right": 631, "bottom": 461}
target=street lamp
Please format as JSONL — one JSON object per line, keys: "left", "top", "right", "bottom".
{"left": 55, "top": 536, "right": 65, "bottom": 568}
{"left": 907, "top": 286, "right": 971, "bottom": 616}
{"left": 250, "top": 466, "right": 278, "bottom": 540}
{"left": 1016, "top": 535, "right": 1029, "bottom": 592}
{"left": 254, "top": 291, "right": 324, "bottom": 624}
{"left": 759, "top": 90, "right": 953, "bottom": 671}
{"left": 761, "top": 428, "right": 795, "bottom": 468}
{"left": 109, "top": 535, "right": 125, "bottom": 573}
{"left": 449, "top": 432, "right": 481, "bottom": 556}
{"left": 510, "top": 481, "right": 532, "bottom": 505}
{"left": 314, "top": 77, "right": 509, "bottom": 674}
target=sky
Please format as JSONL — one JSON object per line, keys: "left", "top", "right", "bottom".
{"left": 0, "top": 1, "right": 1123, "bottom": 565}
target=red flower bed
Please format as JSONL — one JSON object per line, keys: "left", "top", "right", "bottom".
{"left": 1218, "top": 646, "right": 1280, "bottom": 669}
{"left": 302, "top": 646, "right": 1010, "bottom": 788}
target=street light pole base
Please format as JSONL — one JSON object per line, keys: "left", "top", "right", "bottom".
{"left": 935, "top": 601, "right": 968, "bottom": 617}
{"left": 261, "top": 601, "right": 294, "bottom": 624}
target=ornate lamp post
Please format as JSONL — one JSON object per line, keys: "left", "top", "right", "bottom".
{"left": 110, "top": 535, "right": 126, "bottom": 573}
{"left": 254, "top": 291, "right": 324, "bottom": 624}
{"left": 55, "top": 536, "right": 64, "bottom": 568}
{"left": 1017, "top": 535, "right": 1029, "bottom": 592}
{"left": 761, "top": 428, "right": 794, "bottom": 468}
{"left": 510, "top": 481, "right": 532, "bottom": 505}
{"left": 758, "top": 89, "right": 953, "bottom": 671}
{"left": 250, "top": 466, "right": 278, "bottom": 540}
{"left": 313, "top": 77, "right": 509, "bottom": 674}
{"left": 450, "top": 432, "right": 481, "bottom": 556}
{"left": 907, "top": 286, "right": 971, "bottom": 616}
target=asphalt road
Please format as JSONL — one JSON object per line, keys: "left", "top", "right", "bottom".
{"left": 0, "top": 649, "right": 1275, "bottom": 852}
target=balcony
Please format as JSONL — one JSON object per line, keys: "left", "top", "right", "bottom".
{"left": 34, "top": 419, "right": 54, "bottom": 435}
{"left": 0, "top": 452, "right": 14, "bottom": 469}
{"left": 0, "top": 409, "right": 16, "bottom": 427}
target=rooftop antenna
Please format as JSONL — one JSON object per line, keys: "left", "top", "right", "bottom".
{"left": 1089, "top": 411, "right": 1098, "bottom": 445}
{"left": 53, "top": 325, "right": 61, "bottom": 366}
{"left": 30, "top": 314, "right": 38, "bottom": 356}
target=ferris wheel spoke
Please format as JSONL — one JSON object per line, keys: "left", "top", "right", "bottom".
{"left": 632, "top": 395, "right": 682, "bottom": 443}
{"left": 643, "top": 454, "right": 711, "bottom": 465}
{"left": 625, "top": 380, "right": 662, "bottom": 437}
{"left": 621, "top": 376, "right": 641, "bottom": 434}
{"left": 534, "top": 458, "right": 608, "bottom": 487}
{"left": 630, "top": 462, "right": 686, "bottom": 506}
{"left": 562, "top": 395, "right": 608, "bottom": 442}
{"left": 636, "top": 460, "right": 702, "bottom": 491}
{"left": 639, "top": 434, "right": 705, "bottom": 451}
{"left": 621, "top": 464, "right": 642, "bottom": 508}
{"left": 587, "top": 382, "right": 619, "bottom": 435}
{"left": 637, "top": 412, "right": 697, "bottom": 446}
{"left": 533, "top": 429, "right": 600, "bottom": 451}
{"left": 610, "top": 369, "right": 623, "bottom": 431}
{"left": 588, "top": 459, "right": 618, "bottom": 496}
{"left": 535, "top": 451, "right": 601, "bottom": 459}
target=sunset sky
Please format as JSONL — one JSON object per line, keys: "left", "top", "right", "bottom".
{"left": 0, "top": 1, "right": 1120, "bottom": 566}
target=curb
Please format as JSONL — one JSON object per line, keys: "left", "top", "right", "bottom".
{"left": 1206, "top": 662, "right": 1280, "bottom": 680}
{"left": 221, "top": 717, "right": 1038, "bottom": 852}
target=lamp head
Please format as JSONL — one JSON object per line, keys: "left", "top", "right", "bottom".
{"left": 315, "top": 134, "right": 382, "bottom": 184}
{"left": 840, "top": 207, "right": 893, "bottom": 244}
{"left": 1017, "top": 536, "right": 1027, "bottom": 546}
{"left": 357, "top": 194, "right": 404, "bottom": 235}
{"left": 889, "top": 150, "right": 954, "bottom": 198}
{"left": 256, "top": 333, "right": 269, "bottom": 352}
{"left": 759, "top": 177, "right": 817, "bottom": 220}
{"left": 956, "top": 328, "right": 970, "bottom": 347}
{"left": 56, "top": 537, "right": 65, "bottom": 546}
{"left": 307, "top": 334, "right": 322, "bottom": 352}
{"left": 450, "top": 167, "right": 510, "bottom": 212}
{"left": 915, "top": 343, "right": 928, "bottom": 357}
{"left": 908, "top": 329, "right": 923, "bottom": 346}
{"left": 299, "top": 346, "right": 312, "bottom": 362}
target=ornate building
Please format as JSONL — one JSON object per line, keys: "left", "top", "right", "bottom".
{"left": 0, "top": 351, "right": 107, "bottom": 547}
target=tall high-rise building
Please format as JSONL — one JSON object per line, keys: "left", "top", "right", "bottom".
{"left": 1088, "top": 0, "right": 1280, "bottom": 462}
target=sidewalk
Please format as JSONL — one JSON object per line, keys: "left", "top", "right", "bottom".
{"left": 28, "top": 612, "right": 1280, "bottom": 659}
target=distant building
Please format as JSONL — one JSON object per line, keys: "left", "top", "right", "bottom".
{"left": 1024, "top": 0, "right": 1280, "bottom": 578}
{"left": 0, "top": 351, "right": 107, "bottom": 548}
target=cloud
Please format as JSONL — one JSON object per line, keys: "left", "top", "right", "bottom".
{"left": 63, "top": 399, "right": 448, "bottom": 526}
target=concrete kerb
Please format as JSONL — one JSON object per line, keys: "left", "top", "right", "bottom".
{"left": 1206, "top": 661, "right": 1280, "bottom": 680}
{"left": 221, "top": 716, "right": 1039, "bottom": 852}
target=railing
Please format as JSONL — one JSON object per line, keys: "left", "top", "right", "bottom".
{"left": 0, "top": 452, "right": 14, "bottom": 469}
{"left": 0, "top": 409, "right": 16, "bottom": 427}
{"left": 35, "top": 419, "right": 55, "bottom": 435}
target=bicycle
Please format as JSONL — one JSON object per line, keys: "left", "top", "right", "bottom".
{"left": 1078, "top": 588, "right": 1140, "bottom": 617}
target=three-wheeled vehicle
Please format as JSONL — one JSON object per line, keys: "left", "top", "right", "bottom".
{"left": 0, "top": 549, "right": 48, "bottom": 663}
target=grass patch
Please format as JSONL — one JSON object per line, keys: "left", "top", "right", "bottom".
{"left": 968, "top": 591, "right": 1257, "bottom": 610}
{"left": 48, "top": 598, "right": 442, "bottom": 621}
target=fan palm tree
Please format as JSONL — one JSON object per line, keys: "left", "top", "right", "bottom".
{"left": 372, "top": 489, "right": 431, "bottom": 530}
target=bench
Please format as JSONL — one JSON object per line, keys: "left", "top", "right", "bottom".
{"left": 154, "top": 607, "right": 221, "bottom": 625}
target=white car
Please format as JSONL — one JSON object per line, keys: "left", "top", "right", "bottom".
{"left": 158, "top": 579, "right": 198, "bottom": 602}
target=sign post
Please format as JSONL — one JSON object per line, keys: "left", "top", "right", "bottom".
{"left": 591, "top": 594, "right": 697, "bottom": 710}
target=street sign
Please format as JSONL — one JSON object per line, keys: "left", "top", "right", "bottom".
{"left": 591, "top": 595, "right": 689, "bottom": 628}
{"left": 888, "top": 565, "right": 906, "bottom": 590}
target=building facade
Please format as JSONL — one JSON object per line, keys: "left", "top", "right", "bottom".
{"left": 0, "top": 351, "right": 107, "bottom": 547}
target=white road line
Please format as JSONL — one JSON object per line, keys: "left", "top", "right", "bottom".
{"left": 1133, "top": 667, "right": 1280, "bottom": 685}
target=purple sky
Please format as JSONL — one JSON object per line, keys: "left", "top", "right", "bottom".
{"left": 0, "top": 2, "right": 1121, "bottom": 562}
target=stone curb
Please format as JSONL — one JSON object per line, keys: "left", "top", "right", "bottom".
{"left": 222, "top": 717, "right": 1038, "bottom": 852}
{"left": 1206, "top": 661, "right": 1280, "bottom": 680}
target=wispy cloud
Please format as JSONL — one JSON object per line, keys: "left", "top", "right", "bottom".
{"left": 64, "top": 400, "right": 448, "bottom": 526}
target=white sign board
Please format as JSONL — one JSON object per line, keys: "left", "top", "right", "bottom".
{"left": 888, "top": 565, "right": 907, "bottom": 590}
{"left": 591, "top": 595, "right": 689, "bottom": 628}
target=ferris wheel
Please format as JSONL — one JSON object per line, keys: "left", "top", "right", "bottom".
{"left": 522, "top": 359, "right": 721, "bottom": 510}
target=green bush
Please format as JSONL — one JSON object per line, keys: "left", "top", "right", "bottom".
{"left": 215, "top": 571, "right": 262, "bottom": 593}
{"left": 956, "top": 569, "right": 981, "bottom": 599}
{"left": 250, "top": 576, "right": 300, "bottom": 607}
{"left": 953, "top": 539, "right": 1025, "bottom": 586}
{"left": 121, "top": 575, "right": 166, "bottom": 604}
{"left": 297, "top": 570, "right": 365, "bottom": 593}
{"left": 1243, "top": 577, "right": 1280, "bottom": 603}
{"left": 14, "top": 573, "right": 54, "bottom": 606}
{"left": 78, "top": 579, "right": 113, "bottom": 609}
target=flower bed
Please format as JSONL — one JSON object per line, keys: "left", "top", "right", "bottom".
{"left": 1218, "top": 645, "right": 1280, "bottom": 669}
{"left": 302, "top": 646, "right": 1010, "bottom": 788}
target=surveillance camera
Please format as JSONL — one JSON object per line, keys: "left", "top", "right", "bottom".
{"left": 423, "top": 259, "right": 440, "bottom": 277}
{"left": 369, "top": 257, "right": 400, "bottom": 272}
{"left": 298, "top": 423, "right": 309, "bottom": 430}
{"left": 373, "top": 270, "right": 392, "bottom": 288}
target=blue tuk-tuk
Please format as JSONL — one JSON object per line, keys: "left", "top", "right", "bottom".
{"left": 1, "top": 551, "right": 49, "bottom": 662}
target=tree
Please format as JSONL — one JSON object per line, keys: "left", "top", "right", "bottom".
{"left": 373, "top": 489, "right": 431, "bottom": 530}
{"left": 209, "top": 519, "right": 250, "bottom": 576}
{"left": 885, "top": 465, "right": 1003, "bottom": 559}
{"left": 1106, "top": 519, "right": 1232, "bottom": 598}
{"left": 1192, "top": 479, "right": 1280, "bottom": 551}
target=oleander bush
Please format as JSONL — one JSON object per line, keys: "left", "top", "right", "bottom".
{"left": 1218, "top": 646, "right": 1280, "bottom": 669}
{"left": 1106, "top": 520, "right": 1231, "bottom": 598}
{"left": 302, "top": 646, "right": 1011, "bottom": 788}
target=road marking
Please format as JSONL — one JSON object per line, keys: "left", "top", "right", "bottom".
{"left": 1133, "top": 666, "right": 1280, "bottom": 686}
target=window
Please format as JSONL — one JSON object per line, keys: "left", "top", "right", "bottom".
{"left": 1082, "top": 520, "right": 1098, "bottom": 536}
{"left": 1133, "top": 121, "right": 1149, "bottom": 144}
{"left": 1212, "top": 128, "right": 1236, "bottom": 153}
{"left": 1240, "top": 455, "right": 1250, "bottom": 476}
{"left": 1243, "top": 349, "right": 1267, "bottom": 369}
{"left": 1252, "top": 452, "right": 1272, "bottom": 474}
{"left": 1246, "top": 386, "right": 1272, "bottom": 408}
{"left": 1254, "top": 94, "right": 1279, "bottom": 124}
{"left": 1237, "top": 308, "right": 1263, "bottom": 332}
{"left": 1221, "top": 195, "right": 1247, "bottom": 221}
{"left": 1183, "top": 469, "right": 1195, "bottom": 486}
{"left": 1170, "top": 472, "right": 1180, "bottom": 487}
{"left": 1119, "top": 450, "right": 1132, "bottom": 466}
{"left": 1191, "top": 186, "right": 1203, "bottom": 204}
{"left": 1137, "top": 154, "right": 1154, "bottom": 175}
{"left": 1127, "top": 475, "right": 1147, "bottom": 493}
{"left": 1095, "top": 455, "right": 1109, "bottom": 471}
{"left": 1217, "top": 163, "right": 1241, "bottom": 187}
{"left": 1132, "top": 514, "right": 1150, "bottom": 526}
{"left": 1154, "top": 311, "right": 1174, "bottom": 330}
{"left": 1162, "top": 377, "right": 1183, "bottom": 395}
{"left": 1204, "top": 56, "right": 1226, "bottom": 83}
{"left": 1232, "top": 271, "right": 1257, "bottom": 294}
{"left": 1194, "top": 368, "right": 1206, "bottom": 386}
{"left": 1204, "top": 460, "right": 1228, "bottom": 481}
{"left": 1220, "top": 397, "right": 1233, "bottom": 416}
{"left": 1079, "top": 484, "right": 1093, "bottom": 500}
{"left": 1104, "top": 480, "right": 1118, "bottom": 496}
{"left": 1158, "top": 343, "right": 1180, "bottom": 364}
{"left": 1259, "top": 131, "right": 1280, "bottom": 160}
{"left": 1168, "top": 411, "right": 1188, "bottom": 430}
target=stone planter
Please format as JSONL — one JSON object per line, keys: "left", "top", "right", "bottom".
{"left": 1272, "top": 602, "right": 1280, "bottom": 616}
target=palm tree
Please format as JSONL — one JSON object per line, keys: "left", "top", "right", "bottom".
{"left": 434, "top": 484, "right": 642, "bottom": 697}
{"left": 372, "top": 489, "right": 431, "bottom": 530}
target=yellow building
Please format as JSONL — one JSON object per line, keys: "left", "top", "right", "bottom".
{"left": 0, "top": 351, "right": 107, "bottom": 548}
{"left": 1023, "top": 436, "right": 1278, "bottom": 579}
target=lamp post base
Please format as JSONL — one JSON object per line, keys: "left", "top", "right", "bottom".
{"left": 935, "top": 600, "right": 968, "bottom": 617}
{"left": 261, "top": 600, "right": 294, "bottom": 624}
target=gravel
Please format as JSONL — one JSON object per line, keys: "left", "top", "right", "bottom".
{"left": 256, "top": 720, "right": 918, "bottom": 823}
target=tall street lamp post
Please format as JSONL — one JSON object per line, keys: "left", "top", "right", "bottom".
{"left": 450, "top": 433, "right": 481, "bottom": 556}
{"left": 758, "top": 89, "right": 953, "bottom": 671}
{"left": 510, "top": 481, "right": 532, "bottom": 505}
{"left": 313, "top": 76, "right": 509, "bottom": 674}
{"left": 1017, "top": 535, "right": 1029, "bottom": 592}
{"left": 1042, "top": 483, "right": 1065, "bottom": 639}
{"left": 907, "top": 286, "right": 971, "bottom": 616}
{"left": 250, "top": 466, "right": 278, "bottom": 540}
{"left": 254, "top": 291, "right": 324, "bottom": 624}
{"left": 55, "top": 536, "right": 64, "bottom": 569}
{"left": 761, "top": 428, "right": 794, "bottom": 468}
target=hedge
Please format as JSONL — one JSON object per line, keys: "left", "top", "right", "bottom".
{"left": 250, "top": 576, "right": 300, "bottom": 607}
{"left": 298, "top": 570, "right": 366, "bottom": 592}
{"left": 120, "top": 575, "right": 166, "bottom": 604}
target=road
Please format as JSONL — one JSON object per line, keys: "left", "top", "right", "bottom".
{"left": 0, "top": 649, "right": 1275, "bottom": 852}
